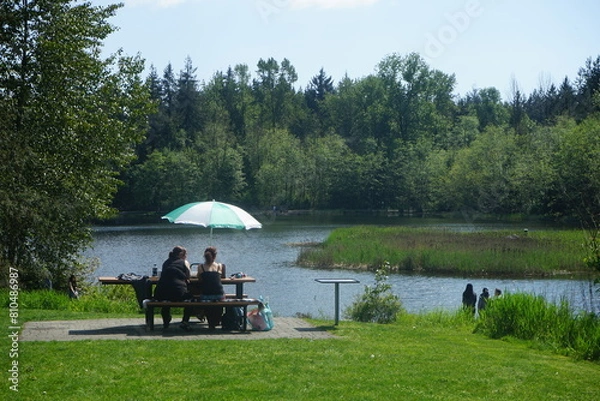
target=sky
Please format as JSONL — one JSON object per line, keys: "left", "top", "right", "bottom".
{"left": 93, "top": 0, "right": 600, "bottom": 100}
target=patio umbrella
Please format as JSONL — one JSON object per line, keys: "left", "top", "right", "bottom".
{"left": 161, "top": 200, "right": 262, "bottom": 241}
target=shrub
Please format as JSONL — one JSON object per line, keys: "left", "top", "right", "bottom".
{"left": 344, "top": 262, "right": 404, "bottom": 323}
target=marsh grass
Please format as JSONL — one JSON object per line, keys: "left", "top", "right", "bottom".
{"left": 298, "top": 226, "right": 588, "bottom": 276}
{"left": 476, "top": 293, "right": 600, "bottom": 361}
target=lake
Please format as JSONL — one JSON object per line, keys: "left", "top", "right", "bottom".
{"left": 85, "top": 215, "right": 599, "bottom": 318}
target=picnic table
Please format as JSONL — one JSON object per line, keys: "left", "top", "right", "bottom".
{"left": 98, "top": 272, "right": 258, "bottom": 330}
{"left": 98, "top": 274, "right": 256, "bottom": 299}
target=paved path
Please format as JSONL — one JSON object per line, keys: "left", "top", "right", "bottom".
{"left": 21, "top": 317, "right": 336, "bottom": 342}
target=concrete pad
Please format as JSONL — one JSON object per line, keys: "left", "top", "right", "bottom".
{"left": 21, "top": 317, "right": 336, "bottom": 342}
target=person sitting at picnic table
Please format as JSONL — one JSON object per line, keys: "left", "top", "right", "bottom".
{"left": 198, "top": 246, "right": 226, "bottom": 330}
{"left": 154, "top": 245, "right": 193, "bottom": 331}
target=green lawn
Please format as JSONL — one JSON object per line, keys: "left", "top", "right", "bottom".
{"left": 2, "top": 310, "right": 599, "bottom": 401}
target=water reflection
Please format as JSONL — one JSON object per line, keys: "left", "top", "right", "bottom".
{"left": 86, "top": 217, "right": 598, "bottom": 318}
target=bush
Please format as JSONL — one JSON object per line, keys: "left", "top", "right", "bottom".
{"left": 344, "top": 262, "right": 404, "bottom": 323}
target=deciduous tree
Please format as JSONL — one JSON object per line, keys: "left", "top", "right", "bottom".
{"left": 0, "top": 0, "right": 152, "bottom": 288}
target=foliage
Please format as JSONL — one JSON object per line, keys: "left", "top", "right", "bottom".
{"left": 0, "top": 1, "right": 152, "bottom": 288}
{"left": 377, "top": 52, "right": 456, "bottom": 145}
{"left": 0, "top": 285, "right": 139, "bottom": 314}
{"left": 583, "top": 230, "right": 600, "bottom": 288}
{"left": 299, "top": 226, "right": 589, "bottom": 276}
{"left": 444, "top": 125, "right": 518, "bottom": 213}
{"left": 254, "top": 128, "right": 305, "bottom": 207}
{"left": 126, "top": 149, "right": 202, "bottom": 211}
{"left": 553, "top": 116, "right": 600, "bottom": 227}
{"left": 345, "top": 262, "right": 403, "bottom": 323}
{"left": 109, "top": 50, "right": 600, "bottom": 225}
{"left": 476, "top": 292, "right": 600, "bottom": 361}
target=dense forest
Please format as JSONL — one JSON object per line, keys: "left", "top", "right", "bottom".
{"left": 115, "top": 53, "right": 600, "bottom": 225}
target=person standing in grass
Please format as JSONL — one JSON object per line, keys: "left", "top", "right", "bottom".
{"left": 68, "top": 274, "right": 79, "bottom": 299}
{"left": 154, "top": 245, "right": 193, "bottom": 330}
{"left": 477, "top": 287, "right": 490, "bottom": 313}
{"left": 462, "top": 283, "right": 477, "bottom": 315}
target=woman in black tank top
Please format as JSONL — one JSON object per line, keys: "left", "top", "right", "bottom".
{"left": 199, "top": 246, "right": 226, "bottom": 329}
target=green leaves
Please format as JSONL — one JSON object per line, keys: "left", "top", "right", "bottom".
{"left": 345, "top": 262, "right": 403, "bottom": 324}
{"left": 0, "top": 0, "right": 152, "bottom": 288}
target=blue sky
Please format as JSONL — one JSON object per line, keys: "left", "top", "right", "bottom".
{"left": 94, "top": 0, "right": 600, "bottom": 100}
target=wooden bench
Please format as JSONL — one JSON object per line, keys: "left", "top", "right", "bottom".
{"left": 144, "top": 299, "right": 261, "bottom": 331}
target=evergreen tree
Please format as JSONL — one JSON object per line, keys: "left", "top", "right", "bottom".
{"left": 305, "top": 67, "right": 335, "bottom": 112}
{"left": 161, "top": 63, "right": 177, "bottom": 115}
{"left": 557, "top": 77, "right": 576, "bottom": 118}
{"left": 253, "top": 57, "right": 279, "bottom": 130}
{"left": 576, "top": 55, "right": 600, "bottom": 118}
{"left": 176, "top": 56, "right": 202, "bottom": 144}
{"left": 509, "top": 79, "right": 528, "bottom": 135}
{"left": 139, "top": 65, "right": 162, "bottom": 159}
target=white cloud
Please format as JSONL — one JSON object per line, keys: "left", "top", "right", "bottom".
{"left": 289, "top": 0, "right": 380, "bottom": 10}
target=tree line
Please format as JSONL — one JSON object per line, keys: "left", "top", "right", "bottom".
{"left": 116, "top": 53, "right": 600, "bottom": 225}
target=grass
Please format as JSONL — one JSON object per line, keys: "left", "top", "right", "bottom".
{"left": 476, "top": 293, "right": 600, "bottom": 361}
{"left": 2, "top": 290, "right": 600, "bottom": 400}
{"left": 2, "top": 313, "right": 599, "bottom": 400}
{"left": 11, "top": 286, "right": 140, "bottom": 315}
{"left": 298, "top": 226, "right": 590, "bottom": 276}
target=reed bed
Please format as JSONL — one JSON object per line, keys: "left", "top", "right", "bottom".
{"left": 476, "top": 292, "right": 600, "bottom": 361}
{"left": 298, "top": 226, "right": 589, "bottom": 276}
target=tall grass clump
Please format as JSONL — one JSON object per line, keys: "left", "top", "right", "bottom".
{"left": 17, "top": 289, "right": 71, "bottom": 310}
{"left": 400, "top": 308, "right": 477, "bottom": 330}
{"left": 1, "top": 285, "right": 140, "bottom": 314}
{"left": 476, "top": 292, "right": 600, "bottom": 361}
{"left": 344, "top": 262, "right": 404, "bottom": 323}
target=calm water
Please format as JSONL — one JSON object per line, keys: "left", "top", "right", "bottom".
{"left": 85, "top": 216, "right": 599, "bottom": 318}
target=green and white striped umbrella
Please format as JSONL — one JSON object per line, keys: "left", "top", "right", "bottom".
{"left": 161, "top": 201, "right": 262, "bottom": 236}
